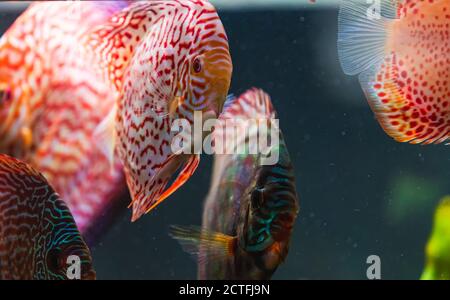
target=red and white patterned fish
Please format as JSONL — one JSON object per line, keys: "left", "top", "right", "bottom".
{"left": 0, "top": 0, "right": 232, "bottom": 226}
{"left": 90, "top": 0, "right": 233, "bottom": 221}
{"left": 338, "top": 0, "right": 450, "bottom": 144}
{"left": 0, "top": 2, "right": 129, "bottom": 240}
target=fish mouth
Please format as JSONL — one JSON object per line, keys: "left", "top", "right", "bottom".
{"left": 209, "top": 78, "right": 231, "bottom": 117}
{"left": 0, "top": 88, "right": 32, "bottom": 156}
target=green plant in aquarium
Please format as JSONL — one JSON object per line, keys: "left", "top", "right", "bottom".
{"left": 421, "top": 197, "right": 450, "bottom": 280}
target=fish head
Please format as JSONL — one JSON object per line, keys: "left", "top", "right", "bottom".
{"left": 0, "top": 78, "right": 31, "bottom": 157}
{"left": 44, "top": 236, "right": 96, "bottom": 280}
{"left": 112, "top": 1, "right": 232, "bottom": 221}
{"left": 178, "top": 1, "right": 233, "bottom": 120}
{"left": 42, "top": 198, "right": 96, "bottom": 280}
{"left": 238, "top": 156, "right": 298, "bottom": 277}
{"left": 232, "top": 183, "right": 292, "bottom": 279}
{"left": 0, "top": 37, "right": 42, "bottom": 157}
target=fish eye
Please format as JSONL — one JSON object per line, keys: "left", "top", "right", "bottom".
{"left": 0, "top": 89, "right": 11, "bottom": 105}
{"left": 250, "top": 187, "right": 264, "bottom": 209}
{"left": 46, "top": 248, "right": 63, "bottom": 274}
{"left": 192, "top": 57, "right": 202, "bottom": 73}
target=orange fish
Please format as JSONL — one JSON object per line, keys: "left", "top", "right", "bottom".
{"left": 1, "top": 1, "right": 232, "bottom": 228}
{"left": 0, "top": 2, "right": 129, "bottom": 241}
{"left": 338, "top": 0, "right": 450, "bottom": 144}
{"left": 91, "top": 0, "right": 232, "bottom": 221}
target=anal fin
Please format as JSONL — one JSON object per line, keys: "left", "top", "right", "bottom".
{"left": 145, "top": 154, "right": 200, "bottom": 214}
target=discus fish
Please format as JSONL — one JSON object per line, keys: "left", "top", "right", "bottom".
{"left": 90, "top": 0, "right": 233, "bottom": 221}
{"left": 170, "top": 89, "right": 299, "bottom": 279}
{"left": 338, "top": 0, "right": 450, "bottom": 144}
{"left": 0, "top": 154, "right": 95, "bottom": 280}
{"left": 421, "top": 196, "right": 450, "bottom": 280}
{"left": 0, "top": 2, "right": 129, "bottom": 241}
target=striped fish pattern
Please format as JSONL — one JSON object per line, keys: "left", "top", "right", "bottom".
{"left": 0, "top": 0, "right": 232, "bottom": 228}
{"left": 171, "top": 89, "right": 299, "bottom": 280}
{"left": 87, "top": 0, "right": 232, "bottom": 221}
{"left": 0, "top": 154, "right": 95, "bottom": 280}
{"left": 0, "top": 2, "right": 128, "bottom": 240}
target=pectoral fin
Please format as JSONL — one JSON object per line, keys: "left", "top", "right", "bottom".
{"left": 169, "top": 96, "right": 182, "bottom": 116}
{"left": 93, "top": 105, "right": 117, "bottom": 168}
{"left": 20, "top": 127, "right": 33, "bottom": 150}
{"left": 169, "top": 225, "right": 237, "bottom": 264}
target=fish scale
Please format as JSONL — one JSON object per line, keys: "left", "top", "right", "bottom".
{"left": 0, "top": 154, "right": 95, "bottom": 280}
{"left": 170, "top": 89, "right": 299, "bottom": 280}
{"left": 87, "top": 0, "right": 232, "bottom": 221}
{"left": 0, "top": 2, "right": 128, "bottom": 240}
{"left": 0, "top": 0, "right": 232, "bottom": 229}
{"left": 338, "top": 0, "right": 450, "bottom": 145}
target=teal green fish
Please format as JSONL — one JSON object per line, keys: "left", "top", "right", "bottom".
{"left": 170, "top": 88, "right": 299, "bottom": 279}
{"left": 0, "top": 154, "right": 95, "bottom": 280}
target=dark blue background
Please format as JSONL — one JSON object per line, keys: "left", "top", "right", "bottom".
{"left": 2, "top": 6, "right": 448, "bottom": 280}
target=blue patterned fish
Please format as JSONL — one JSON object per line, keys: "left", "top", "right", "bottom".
{"left": 170, "top": 88, "right": 299, "bottom": 279}
{"left": 0, "top": 154, "right": 95, "bottom": 280}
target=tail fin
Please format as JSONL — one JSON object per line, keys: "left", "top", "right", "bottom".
{"left": 169, "top": 225, "right": 236, "bottom": 264}
{"left": 337, "top": 0, "right": 396, "bottom": 76}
